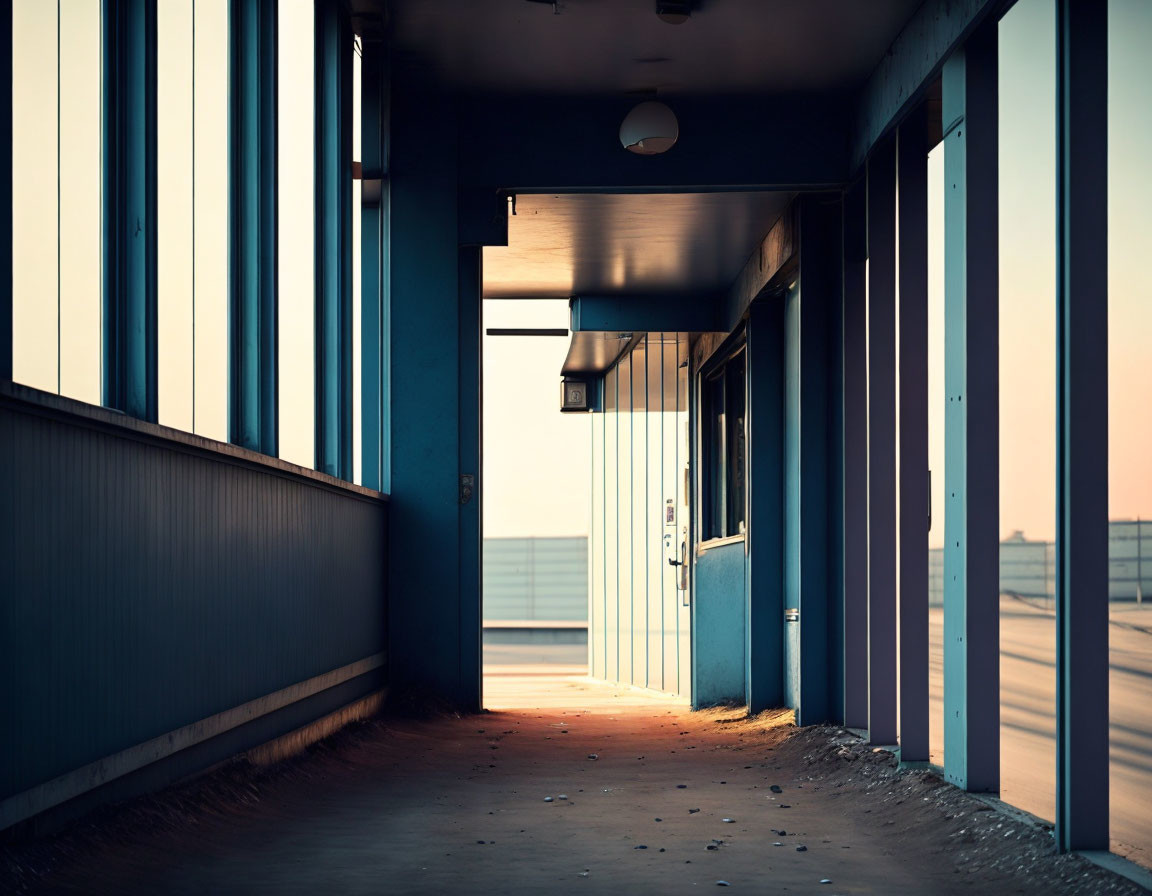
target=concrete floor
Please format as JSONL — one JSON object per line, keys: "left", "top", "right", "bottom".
{"left": 6, "top": 674, "right": 1148, "bottom": 895}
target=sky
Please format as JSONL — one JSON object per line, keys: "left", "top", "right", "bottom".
{"left": 482, "top": 300, "right": 592, "bottom": 539}
{"left": 8, "top": 0, "right": 1149, "bottom": 543}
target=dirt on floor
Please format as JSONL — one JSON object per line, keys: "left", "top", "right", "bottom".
{"left": 1, "top": 677, "right": 1146, "bottom": 895}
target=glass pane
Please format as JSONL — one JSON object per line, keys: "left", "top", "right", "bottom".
{"left": 12, "top": 0, "right": 59, "bottom": 393}
{"left": 58, "top": 0, "right": 100, "bottom": 404}
{"left": 193, "top": 0, "right": 228, "bottom": 442}
{"left": 998, "top": 0, "right": 1057, "bottom": 823}
{"left": 927, "top": 140, "right": 945, "bottom": 768}
{"left": 1108, "top": 0, "right": 1152, "bottom": 869}
{"left": 157, "top": 0, "right": 195, "bottom": 431}
{"left": 278, "top": 0, "right": 315, "bottom": 467}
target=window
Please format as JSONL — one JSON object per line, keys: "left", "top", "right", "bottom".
{"left": 701, "top": 344, "right": 746, "bottom": 541}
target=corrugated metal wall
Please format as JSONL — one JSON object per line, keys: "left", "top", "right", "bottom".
{"left": 589, "top": 335, "right": 690, "bottom": 696}
{"left": 482, "top": 537, "right": 587, "bottom": 621}
{"left": 0, "top": 387, "right": 387, "bottom": 812}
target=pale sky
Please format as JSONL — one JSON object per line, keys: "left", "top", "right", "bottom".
{"left": 482, "top": 300, "right": 591, "bottom": 539}
{"left": 9, "top": 0, "right": 1149, "bottom": 542}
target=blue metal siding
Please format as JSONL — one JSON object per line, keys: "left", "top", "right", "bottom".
{"left": 0, "top": 387, "right": 387, "bottom": 804}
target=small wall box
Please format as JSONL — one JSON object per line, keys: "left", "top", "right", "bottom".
{"left": 561, "top": 379, "right": 590, "bottom": 412}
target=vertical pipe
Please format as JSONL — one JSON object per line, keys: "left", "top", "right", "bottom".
{"left": 314, "top": 0, "right": 352, "bottom": 479}
{"left": 1055, "top": 0, "right": 1109, "bottom": 852}
{"left": 229, "top": 0, "right": 278, "bottom": 455}
{"left": 102, "top": 0, "right": 158, "bottom": 422}
{"left": 897, "top": 109, "right": 930, "bottom": 762}
{"left": 0, "top": 0, "right": 11, "bottom": 381}
{"left": 942, "top": 25, "right": 1000, "bottom": 793}
{"left": 842, "top": 177, "right": 869, "bottom": 730}
{"left": 867, "top": 133, "right": 898, "bottom": 746}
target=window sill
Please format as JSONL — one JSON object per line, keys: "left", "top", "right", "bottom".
{"left": 696, "top": 533, "right": 746, "bottom": 554}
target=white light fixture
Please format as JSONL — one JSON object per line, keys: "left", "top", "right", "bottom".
{"left": 619, "top": 101, "right": 679, "bottom": 155}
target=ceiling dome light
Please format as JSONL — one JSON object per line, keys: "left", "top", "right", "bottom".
{"left": 619, "top": 101, "right": 679, "bottom": 155}
{"left": 656, "top": 1, "right": 691, "bottom": 24}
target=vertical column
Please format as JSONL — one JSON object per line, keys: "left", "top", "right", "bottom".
{"left": 867, "top": 134, "right": 898, "bottom": 746}
{"left": 102, "top": 0, "right": 158, "bottom": 421}
{"left": 827, "top": 198, "right": 846, "bottom": 725}
{"left": 842, "top": 177, "right": 868, "bottom": 730}
{"left": 897, "top": 110, "right": 930, "bottom": 763}
{"left": 360, "top": 36, "right": 387, "bottom": 491}
{"left": 1055, "top": 0, "right": 1109, "bottom": 851}
{"left": 942, "top": 26, "right": 999, "bottom": 793}
{"left": 1, "top": 0, "right": 11, "bottom": 381}
{"left": 745, "top": 298, "right": 784, "bottom": 713}
{"left": 793, "top": 194, "right": 839, "bottom": 725}
{"left": 458, "top": 246, "right": 482, "bottom": 712}
{"left": 314, "top": 0, "right": 352, "bottom": 479}
{"left": 387, "top": 68, "right": 464, "bottom": 704}
{"left": 229, "top": 0, "right": 278, "bottom": 455}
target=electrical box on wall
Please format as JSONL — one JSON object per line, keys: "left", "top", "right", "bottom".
{"left": 561, "top": 378, "right": 590, "bottom": 413}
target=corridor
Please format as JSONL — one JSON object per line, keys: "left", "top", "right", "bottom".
{"left": 4, "top": 678, "right": 1142, "bottom": 895}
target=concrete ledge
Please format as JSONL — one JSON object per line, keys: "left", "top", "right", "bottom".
{"left": 1079, "top": 851, "right": 1152, "bottom": 892}
{"left": 247, "top": 690, "right": 388, "bottom": 766}
{"left": 0, "top": 654, "right": 385, "bottom": 832}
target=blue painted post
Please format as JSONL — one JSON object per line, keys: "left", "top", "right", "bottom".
{"left": 792, "top": 194, "right": 839, "bottom": 725}
{"left": 1, "top": 0, "right": 10, "bottom": 382}
{"left": 360, "top": 37, "right": 386, "bottom": 492}
{"left": 387, "top": 70, "right": 468, "bottom": 705}
{"left": 102, "top": 0, "right": 157, "bottom": 422}
{"left": 314, "top": 0, "right": 352, "bottom": 479}
{"left": 1055, "top": 0, "right": 1109, "bottom": 852}
{"left": 745, "top": 298, "right": 784, "bottom": 714}
{"left": 841, "top": 177, "right": 868, "bottom": 730}
{"left": 942, "top": 26, "right": 1000, "bottom": 793}
{"left": 867, "top": 134, "right": 898, "bottom": 746}
{"left": 897, "top": 110, "right": 930, "bottom": 763}
{"left": 229, "top": 0, "right": 278, "bottom": 456}
{"left": 458, "top": 245, "right": 482, "bottom": 712}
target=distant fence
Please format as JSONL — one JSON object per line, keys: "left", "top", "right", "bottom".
{"left": 483, "top": 537, "right": 588, "bottom": 621}
{"left": 928, "top": 520, "right": 1151, "bottom": 606}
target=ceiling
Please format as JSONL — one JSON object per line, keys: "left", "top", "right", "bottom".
{"left": 388, "top": 0, "right": 923, "bottom": 97}
{"left": 482, "top": 191, "right": 792, "bottom": 299}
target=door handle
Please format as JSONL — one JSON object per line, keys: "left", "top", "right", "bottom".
{"left": 668, "top": 557, "right": 684, "bottom": 567}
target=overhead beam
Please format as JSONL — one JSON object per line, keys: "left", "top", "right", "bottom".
{"left": 723, "top": 205, "right": 797, "bottom": 332}
{"left": 459, "top": 95, "right": 849, "bottom": 196}
{"left": 570, "top": 294, "right": 723, "bottom": 334}
{"left": 851, "top": 0, "right": 1002, "bottom": 171}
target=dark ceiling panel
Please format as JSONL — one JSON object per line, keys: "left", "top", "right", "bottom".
{"left": 483, "top": 191, "right": 792, "bottom": 299}
{"left": 389, "top": 0, "right": 923, "bottom": 97}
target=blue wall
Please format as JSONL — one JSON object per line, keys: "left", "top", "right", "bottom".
{"left": 0, "top": 384, "right": 387, "bottom": 829}
{"left": 693, "top": 541, "right": 747, "bottom": 707}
